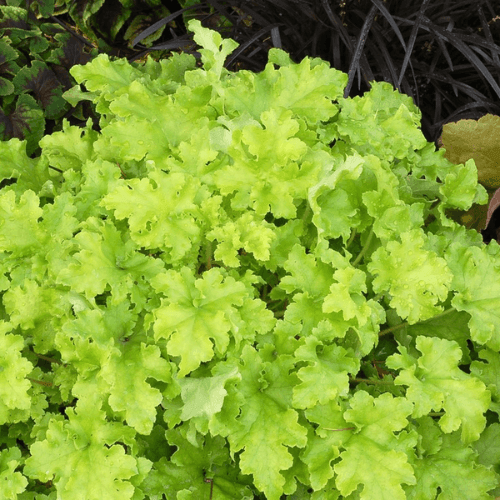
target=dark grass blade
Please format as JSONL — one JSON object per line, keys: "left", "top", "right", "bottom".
{"left": 397, "top": 0, "right": 432, "bottom": 88}
{"left": 131, "top": 3, "right": 204, "bottom": 47}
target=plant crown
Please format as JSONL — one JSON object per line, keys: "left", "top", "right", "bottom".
{"left": 1, "top": 19, "right": 499, "bottom": 500}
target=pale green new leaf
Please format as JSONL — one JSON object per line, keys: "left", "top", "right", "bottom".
{"left": 323, "top": 266, "right": 372, "bottom": 326}
{"left": 368, "top": 229, "right": 453, "bottom": 323}
{"left": 178, "top": 367, "right": 240, "bottom": 421}
{"left": 334, "top": 391, "right": 416, "bottom": 500}
{"left": 189, "top": 19, "right": 239, "bottom": 79}
{"left": 386, "top": 336, "right": 490, "bottom": 443}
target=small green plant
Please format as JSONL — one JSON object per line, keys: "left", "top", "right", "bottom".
{"left": 1, "top": 19, "right": 499, "bottom": 500}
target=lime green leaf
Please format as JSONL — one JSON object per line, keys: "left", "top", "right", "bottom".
{"left": 101, "top": 341, "right": 171, "bottom": 435}
{"left": 222, "top": 47, "right": 346, "bottom": 127}
{"left": 206, "top": 211, "right": 277, "bottom": 267}
{"left": 56, "top": 304, "right": 170, "bottom": 435}
{"left": 473, "top": 423, "right": 500, "bottom": 473}
{"left": 71, "top": 159, "right": 123, "bottom": 220}
{"left": 439, "top": 159, "right": 487, "bottom": 210}
{"left": 178, "top": 367, "right": 240, "bottom": 421}
{"left": 142, "top": 430, "right": 254, "bottom": 500}
{"left": 24, "top": 398, "right": 141, "bottom": 500}
{"left": 40, "top": 191, "right": 79, "bottom": 242}
{"left": 0, "top": 447, "right": 28, "bottom": 499}
{"left": 368, "top": 229, "right": 453, "bottom": 324}
{"left": 152, "top": 267, "right": 250, "bottom": 377}
{"left": 308, "top": 154, "right": 365, "bottom": 242}
{"left": 302, "top": 400, "right": 352, "bottom": 490}
{"left": 407, "top": 430, "right": 498, "bottom": 500}
{"left": 39, "top": 118, "right": 98, "bottom": 172}
{"left": 403, "top": 309, "right": 473, "bottom": 365}
{"left": 446, "top": 243, "right": 500, "bottom": 349}
{"left": 387, "top": 336, "right": 490, "bottom": 444}
{"left": 335, "top": 82, "right": 427, "bottom": 161}
{"left": 323, "top": 266, "right": 372, "bottom": 326}
{"left": 0, "top": 138, "right": 52, "bottom": 195}
{"left": 360, "top": 155, "right": 403, "bottom": 223}
{"left": 188, "top": 19, "right": 239, "bottom": 78}
{"left": 280, "top": 243, "right": 334, "bottom": 298}
{"left": 292, "top": 336, "right": 359, "bottom": 409}
{"left": 299, "top": 430, "right": 340, "bottom": 491}
{"left": 0, "top": 323, "right": 32, "bottom": 424}
{"left": 372, "top": 203, "right": 426, "bottom": 243}
{"left": 334, "top": 391, "right": 416, "bottom": 499}
{"left": 70, "top": 53, "right": 144, "bottom": 96}
{"left": 0, "top": 190, "right": 43, "bottom": 257}
{"left": 55, "top": 218, "right": 164, "bottom": 302}
{"left": 211, "top": 345, "right": 307, "bottom": 500}
{"left": 471, "top": 349, "right": 500, "bottom": 416}
{"left": 214, "top": 108, "right": 324, "bottom": 218}
{"left": 101, "top": 170, "right": 204, "bottom": 261}
{"left": 2, "top": 278, "right": 72, "bottom": 355}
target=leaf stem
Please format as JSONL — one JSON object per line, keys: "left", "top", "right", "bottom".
{"left": 352, "top": 227, "right": 374, "bottom": 266}
{"left": 351, "top": 377, "right": 394, "bottom": 385}
{"left": 34, "top": 353, "right": 62, "bottom": 364}
{"left": 378, "top": 307, "right": 455, "bottom": 337}
{"left": 301, "top": 203, "right": 311, "bottom": 221}
{"left": 346, "top": 229, "right": 357, "bottom": 249}
{"left": 27, "top": 377, "right": 53, "bottom": 387}
{"left": 206, "top": 240, "right": 212, "bottom": 270}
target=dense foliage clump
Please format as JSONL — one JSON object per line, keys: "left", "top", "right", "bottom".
{"left": 0, "top": 20, "right": 499, "bottom": 500}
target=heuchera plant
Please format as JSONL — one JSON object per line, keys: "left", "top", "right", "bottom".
{"left": 1, "top": 19, "right": 499, "bottom": 500}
